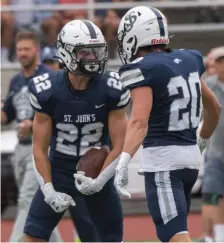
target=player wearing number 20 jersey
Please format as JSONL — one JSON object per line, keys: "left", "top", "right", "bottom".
{"left": 113, "top": 6, "right": 218, "bottom": 243}
{"left": 120, "top": 48, "right": 204, "bottom": 172}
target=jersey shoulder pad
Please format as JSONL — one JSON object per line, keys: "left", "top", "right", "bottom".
{"left": 184, "top": 49, "right": 205, "bottom": 77}
{"left": 102, "top": 70, "right": 130, "bottom": 110}
{"left": 119, "top": 57, "right": 158, "bottom": 90}
{"left": 28, "top": 71, "right": 54, "bottom": 114}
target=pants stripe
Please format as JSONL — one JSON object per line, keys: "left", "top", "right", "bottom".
{"left": 155, "top": 171, "right": 178, "bottom": 224}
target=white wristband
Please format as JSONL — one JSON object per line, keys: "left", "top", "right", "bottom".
{"left": 41, "top": 182, "right": 55, "bottom": 197}
{"left": 96, "top": 156, "right": 120, "bottom": 188}
{"left": 118, "top": 152, "right": 131, "bottom": 167}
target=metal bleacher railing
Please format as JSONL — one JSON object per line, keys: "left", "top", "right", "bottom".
{"left": 1, "top": 0, "right": 224, "bottom": 71}
{"left": 2, "top": 0, "right": 224, "bottom": 15}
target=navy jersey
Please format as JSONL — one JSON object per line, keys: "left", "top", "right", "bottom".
{"left": 2, "top": 64, "right": 51, "bottom": 123}
{"left": 29, "top": 69, "right": 130, "bottom": 163}
{"left": 120, "top": 49, "right": 205, "bottom": 147}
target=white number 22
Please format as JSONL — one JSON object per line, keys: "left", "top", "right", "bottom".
{"left": 107, "top": 72, "right": 123, "bottom": 90}
{"left": 56, "top": 122, "right": 104, "bottom": 156}
{"left": 33, "top": 73, "right": 51, "bottom": 93}
{"left": 168, "top": 72, "right": 202, "bottom": 131}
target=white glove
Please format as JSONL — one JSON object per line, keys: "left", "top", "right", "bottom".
{"left": 197, "top": 125, "right": 209, "bottom": 153}
{"left": 74, "top": 157, "right": 121, "bottom": 195}
{"left": 197, "top": 136, "right": 209, "bottom": 153}
{"left": 74, "top": 173, "right": 102, "bottom": 195}
{"left": 41, "top": 182, "right": 76, "bottom": 213}
{"left": 114, "top": 152, "right": 131, "bottom": 198}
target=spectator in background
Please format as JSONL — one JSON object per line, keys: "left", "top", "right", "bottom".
{"left": 102, "top": 9, "right": 120, "bottom": 59}
{"left": 59, "top": 0, "right": 103, "bottom": 31}
{"left": 2, "top": 0, "right": 118, "bottom": 62}
{"left": 1, "top": 31, "right": 62, "bottom": 242}
{"left": 1, "top": 0, "right": 16, "bottom": 62}
{"left": 5, "top": 0, "right": 61, "bottom": 62}
{"left": 40, "top": 46, "right": 60, "bottom": 71}
{"left": 59, "top": 0, "right": 88, "bottom": 25}
{"left": 194, "top": 7, "right": 222, "bottom": 23}
{"left": 200, "top": 46, "right": 224, "bottom": 242}
{"left": 112, "top": 0, "right": 134, "bottom": 19}
{"left": 10, "top": 0, "right": 60, "bottom": 37}
{"left": 205, "top": 48, "right": 219, "bottom": 77}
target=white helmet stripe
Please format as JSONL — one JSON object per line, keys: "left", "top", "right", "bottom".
{"left": 148, "top": 7, "right": 165, "bottom": 37}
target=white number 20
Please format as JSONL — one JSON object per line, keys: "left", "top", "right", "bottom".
{"left": 33, "top": 73, "right": 51, "bottom": 93}
{"left": 168, "top": 72, "right": 202, "bottom": 131}
{"left": 56, "top": 122, "right": 104, "bottom": 156}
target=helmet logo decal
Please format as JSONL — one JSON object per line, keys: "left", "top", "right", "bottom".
{"left": 124, "top": 11, "right": 138, "bottom": 32}
{"left": 57, "top": 29, "right": 65, "bottom": 48}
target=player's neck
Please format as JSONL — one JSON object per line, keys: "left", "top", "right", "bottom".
{"left": 68, "top": 72, "right": 90, "bottom": 90}
{"left": 23, "top": 60, "right": 39, "bottom": 78}
{"left": 137, "top": 48, "right": 164, "bottom": 59}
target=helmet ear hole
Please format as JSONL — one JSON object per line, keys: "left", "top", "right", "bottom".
{"left": 137, "top": 11, "right": 141, "bottom": 16}
{"left": 127, "top": 37, "right": 133, "bottom": 43}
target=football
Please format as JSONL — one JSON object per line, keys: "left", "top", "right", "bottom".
{"left": 76, "top": 146, "right": 110, "bottom": 179}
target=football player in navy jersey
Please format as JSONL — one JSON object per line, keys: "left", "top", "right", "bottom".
{"left": 41, "top": 45, "right": 100, "bottom": 242}
{"left": 114, "top": 6, "right": 221, "bottom": 242}
{"left": 23, "top": 19, "right": 130, "bottom": 242}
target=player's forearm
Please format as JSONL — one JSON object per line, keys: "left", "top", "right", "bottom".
{"left": 96, "top": 151, "right": 120, "bottom": 188}
{"left": 101, "top": 147, "right": 121, "bottom": 172}
{"left": 123, "top": 119, "right": 148, "bottom": 157}
{"left": 200, "top": 108, "right": 221, "bottom": 139}
{"left": 33, "top": 148, "right": 52, "bottom": 185}
{"left": 1, "top": 110, "right": 8, "bottom": 124}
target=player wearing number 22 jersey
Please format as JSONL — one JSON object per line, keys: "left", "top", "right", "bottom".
{"left": 29, "top": 70, "right": 126, "bottom": 162}
{"left": 114, "top": 6, "right": 221, "bottom": 243}
{"left": 23, "top": 20, "right": 129, "bottom": 242}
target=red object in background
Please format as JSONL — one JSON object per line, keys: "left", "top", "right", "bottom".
{"left": 60, "top": 0, "right": 87, "bottom": 3}
{"left": 1, "top": 214, "right": 202, "bottom": 242}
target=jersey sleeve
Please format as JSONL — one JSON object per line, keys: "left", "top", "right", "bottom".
{"left": 119, "top": 58, "right": 156, "bottom": 91}
{"left": 28, "top": 72, "right": 53, "bottom": 116}
{"left": 104, "top": 71, "right": 130, "bottom": 111}
{"left": 188, "top": 49, "right": 205, "bottom": 77}
{"left": 2, "top": 76, "right": 17, "bottom": 123}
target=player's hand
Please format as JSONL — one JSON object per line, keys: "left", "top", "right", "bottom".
{"left": 17, "top": 119, "right": 32, "bottom": 138}
{"left": 197, "top": 125, "right": 209, "bottom": 153}
{"left": 114, "top": 164, "right": 131, "bottom": 198}
{"left": 41, "top": 182, "right": 76, "bottom": 213}
{"left": 197, "top": 135, "right": 209, "bottom": 153}
{"left": 74, "top": 173, "right": 102, "bottom": 195}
